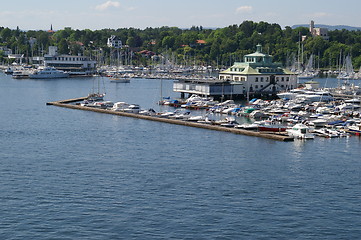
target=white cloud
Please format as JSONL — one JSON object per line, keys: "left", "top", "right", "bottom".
{"left": 236, "top": 6, "right": 253, "bottom": 14}
{"left": 95, "top": 1, "right": 121, "bottom": 11}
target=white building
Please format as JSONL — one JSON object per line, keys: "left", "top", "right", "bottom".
{"left": 107, "top": 35, "right": 122, "bottom": 49}
{"left": 219, "top": 44, "right": 297, "bottom": 94}
{"left": 44, "top": 46, "right": 97, "bottom": 75}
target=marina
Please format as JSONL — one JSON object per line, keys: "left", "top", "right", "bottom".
{"left": 2, "top": 72, "right": 361, "bottom": 239}
{"left": 45, "top": 78, "right": 361, "bottom": 142}
{"left": 47, "top": 97, "right": 295, "bottom": 142}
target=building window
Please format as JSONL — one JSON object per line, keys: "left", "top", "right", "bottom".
{"left": 286, "top": 77, "right": 289, "bottom": 81}
{"left": 235, "top": 77, "right": 239, "bottom": 81}
{"left": 260, "top": 77, "right": 263, "bottom": 82}
{"left": 260, "top": 85, "right": 263, "bottom": 88}
{"left": 255, "top": 77, "right": 258, "bottom": 82}
{"left": 281, "top": 77, "right": 284, "bottom": 81}
{"left": 265, "top": 77, "right": 269, "bottom": 82}
{"left": 255, "top": 85, "right": 258, "bottom": 88}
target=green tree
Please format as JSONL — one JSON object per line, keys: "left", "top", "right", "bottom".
{"left": 58, "top": 39, "right": 69, "bottom": 54}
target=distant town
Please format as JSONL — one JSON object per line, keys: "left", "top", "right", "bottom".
{"left": 1, "top": 20, "right": 361, "bottom": 99}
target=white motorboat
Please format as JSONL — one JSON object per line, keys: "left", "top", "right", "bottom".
{"left": 313, "top": 128, "right": 344, "bottom": 138}
{"left": 111, "top": 102, "right": 130, "bottom": 111}
{"left": 347, "top": 124, "right": 361, "bottom": 134}
{"left": 123, "top": 104, "right": 140, "bottom": 113}
{"left": 187, "top": 115, "right": 205, "bottom": 122}
{"left": 235, "top": 123, "right": 259, "bottom": 130}
{"left": 286, "top": 123, "right": 315, "bottom": 139}
{"left": 168, "top": 110, "right": 191, "bottom": 120}
{"left": 139, "top": 108, "right": 157, "bottom": 116}
{"left": 309, "top": 118, "right": 328, "bottom": 127}
{"left": 277, "top": 89, "right": 334, "bottom": 102}
{"left": 29, "top": 67, "right": 69, "bottom": 79}
{"left": 12, "top": 69, "right": 33, "bottom": 79}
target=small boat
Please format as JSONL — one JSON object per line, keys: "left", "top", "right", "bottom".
{"left": 86, "top": 78, "right": 106, "bottom": 101}
{"left": 187, "top": 115, "right": 205, "bottom": 122}
{"left": 168, "top": 110, "right": 191, "bottom": 120}
{"left": 347, "top": 124, "right": 361, "bottom": 135}
{"left": 258, "top": 120, "right": 287, "bottom": 132}
{"left": 87, "top": 92, "right": 105, "bottom": 101}
{"left": 344, "top": 98, "right": 361, "bottom": 104}
{"left": 83, "top": 101, "right": 113, "bottom": 109}
{"left": 111, "top": 102, "right": 130, "bottom": 111}
{"left": 309, "top": 118, "right": 328, "bottom": 127}
{"left": 214, "top": 117, "right": 239, "bottom": 127}
{"left": 139, "top": 108, "right": 157, "bottom": 116}
{"left": 235, "top": 123, "right": 259, "bottom": 130}
{"left": 123, "top": 104, "right": 140, "bottom": 113}
{"left": 286, "top": 123, "right": 315, "bottom": 139}
{"left": 12, "top": 70, "right": 31, "bottom": 79}
{"left": 313, "top": 128, "right": 341, "bottom": 138}
{"left": 110, "top": 75, "right": 130, "bottom": 83}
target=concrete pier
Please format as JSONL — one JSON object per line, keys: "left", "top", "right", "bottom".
{"left": 47, "top": 98, "right": 294, "bottom": 142}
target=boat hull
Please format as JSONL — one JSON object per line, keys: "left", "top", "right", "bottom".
{"left": 258, "top": 126, "right": 287, "bottom": 132}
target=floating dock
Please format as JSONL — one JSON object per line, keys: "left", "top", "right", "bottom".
{"left": 47, "top": 98, "right": 294, "bottom": 142}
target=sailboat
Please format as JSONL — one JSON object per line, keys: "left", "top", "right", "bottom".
{"left": 298, "top": 54, "right": 318, "bottom": 80}
{"left": 109, "top": 48, "right": 131, "bottom": 83}
{"left": 337, "top": 55, "right": 355, "bottom": 80}
{"left": 87, "top": 77, "right": 106, "bottom": 101}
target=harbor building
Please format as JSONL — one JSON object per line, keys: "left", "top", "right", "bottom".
{"left": 174, "top": 44, "right": 297, "bottom": 99}
{"left": 44, "top": 46, "right": 97, "bottom": 76}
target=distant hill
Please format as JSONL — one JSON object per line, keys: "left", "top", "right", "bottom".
{"left": 292, "top": 24, "right": 361, "bottom": 31}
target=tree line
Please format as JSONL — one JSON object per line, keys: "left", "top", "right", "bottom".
{"left": 1, "top": 21, "right": 361, "bottom": 69}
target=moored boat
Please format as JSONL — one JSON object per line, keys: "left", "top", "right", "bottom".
{"left": 286, "top": 123, "right": 314, "bottom": 139}
{"left": 110, "top": 75, "right": 130, "bottom": 83}
{"left": 29, "top": 67, "right": 69, "bottom": 79}
{"left": 258, "top": 120, "right": 287, "bottom": 132}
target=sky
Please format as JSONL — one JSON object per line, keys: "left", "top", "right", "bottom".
{"left": 1, "top": 0, "right": 361, "bottom": 31}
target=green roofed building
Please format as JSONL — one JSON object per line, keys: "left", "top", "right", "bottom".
{"left": 219, "top": 44, "right": 297, "bottom": 94}
{"left": 173, "top": 44, "right": 297, "bottom": 100}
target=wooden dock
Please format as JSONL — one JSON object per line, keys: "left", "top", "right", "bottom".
{"left": 46, "top": 97, "right": 88, "bottom": 105}
{"left": 47, "top": 98, "right": 294, "bottom": 142}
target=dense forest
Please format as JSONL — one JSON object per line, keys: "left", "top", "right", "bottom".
{"left": 1, "top": 21, "right": 361, "bottom": 69}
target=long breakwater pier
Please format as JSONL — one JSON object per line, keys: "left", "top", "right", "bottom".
{"left": 47, "top": 98, "right": 294, "bottom": 142}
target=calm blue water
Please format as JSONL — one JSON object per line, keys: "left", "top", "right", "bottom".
{"left": 1, "top": 73, "right": 361, "bottom": 239}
